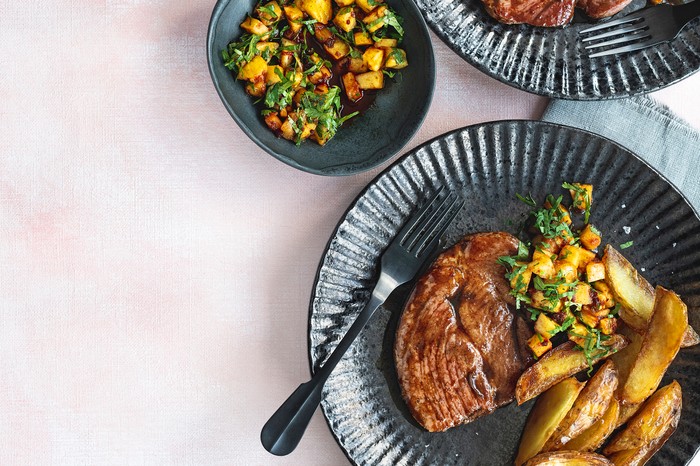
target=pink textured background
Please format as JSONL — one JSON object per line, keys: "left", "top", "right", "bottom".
{"left": 1, "top": 1, "right": 699, "bottom": 464}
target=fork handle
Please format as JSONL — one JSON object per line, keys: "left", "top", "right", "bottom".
{"left": 675, "top": 0, "right": 700, "bottom": 22}
{"left": 260, "top": 295, "right": 384, "bottom": 456}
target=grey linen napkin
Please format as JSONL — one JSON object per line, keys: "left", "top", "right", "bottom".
{"left": 541, "top": 96, "right": 700, "bottom": 214}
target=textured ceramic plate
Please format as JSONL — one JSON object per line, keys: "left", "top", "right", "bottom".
{"left": 206, "top": 0, "right": 435, "bottom": 176}
{"left": 308, "top": 121, "right": 700, "bottom": 465}
{"left": 414, "top": 0, "right": 700, "bottom": 99}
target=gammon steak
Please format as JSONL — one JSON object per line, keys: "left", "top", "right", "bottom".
{"left": 394, "top": 232, "right": 533, "bottom": 432}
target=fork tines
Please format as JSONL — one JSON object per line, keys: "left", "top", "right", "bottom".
{"left": 580, "top": 14, "right": 653, "bottom": 57}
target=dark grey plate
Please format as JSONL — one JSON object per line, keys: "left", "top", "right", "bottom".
{"left": 415, "top": 0, "right": 700, "bottom": 100}
{"left": 308, "top": 120, "right": 700, "bottom": 465}
{"left": 206, "top": 0, "right": 435, "bottom": 176}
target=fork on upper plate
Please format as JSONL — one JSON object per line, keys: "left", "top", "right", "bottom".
{"left": 580, "top": 0, "right": 700, "bottom": 57}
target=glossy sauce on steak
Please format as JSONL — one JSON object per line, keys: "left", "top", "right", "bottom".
{"left": 483, "top": 0, "right": 631, "bottom": 26}
{"left": 394, "top": 232, "right": 533, "bottom": 432}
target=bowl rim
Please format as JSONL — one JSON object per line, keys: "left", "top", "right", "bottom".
{"left": 206, "top": 0, "right": 437, "bottom": 176}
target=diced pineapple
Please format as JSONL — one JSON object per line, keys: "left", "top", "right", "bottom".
{"left": 529, "top": 255, "right": 555, "bottom": 280}
{"left": 580, "top": 224, "right": 602, "bottom": 250}
{"left": 279, "top": 50, "right": 294, "bottom": 69}
{"left": 255, "top": 41, "right": 279, "bottom": 54}
{"left": 240, "top": 17, "right": 270, "bottom": 36}
{"left": 373, "top": 38, "right": 397, "bottom": 48}
{"left": 569, "top": 183, "right": 593, "bottom": 212}
{"left": 265, "top": 65, "right": 284, "bottom": 85}
{"left": 362, "top": 47, "right": 384, "bottom": 71}
{"left": 599, "top": 317, "right": 618, "bottom": 335}
{"left": 299, "top": 121, "right": 317, "bottom": 140}
{"left": 568, "top": 321, "right": 590, "bottom": 347}
{"left": 592, "top": 281, "right": 615, "bottom": 308}
{"left": 313, "top": 83, "right": 330, "bottom": 94}
{"left": 283, "top": 5, "right": 304, "bottom": 33}
{"left": 356, "top": 0, "right": 384, "bottom": 12}
{"left": 335, "top": 0, "right": 355, "bottom": 6}
{"left": 528, "top": 334, "right": 552, "bottom": 358}
{"left": 535, "top": 313, "right": 559, "bottom": 339}
{"left": 355, "top": 70, "right": 384, "bottom": 89}
{"left": 325, "top": 39, "right": 351, "bottom": 59}
{"left": 301, "top": 0, "right": 333, "bottom": 24}
{"left": 510, "top": 263, "right": 532, "bottom": 293}
{"left": 558, "top": 245, "right": 595, "bottom": 270}
{"left": 347, "top": 56, "right": 368, "bottom": 73}
{"left": 333, "top": 7, "right": 356, "bottom": 32}
{"left": 257, "top": 1, "right": 282, "bottom": 25}
{"left": 341, "top": 72, "right": 362, "bottom": 101}
{"left": 580, "top": 308, "right": 599, "bottom": 328}
{"left": 363, "top": 5, "right": 387, "bottom": 33}
{"left": 384, "top": 48, "right": 408, "bottom": 69}
{"left": 530, "top": 290, "right": 563, "bottom": 313}
{"left": 354, "top": 31, "right": 373, "bottom": 46}
{"left": 544, "top": 199, "right": 572, "bottom": 225}
{"left": 238, "top": 55, "right": 268, "bottom": 81}
{"left": 554, "top": 260, "right": 577, "bottom": 283}
{"left": 308, "top": 64, "right": 331, "bottom": 84}
{"left": 586, "top": 260, "right": 605, "bottom": 282}
{"left": 264, "top": 112, "right": 283, "bottom": 132}
{"left": 245, "top": 79, "right": 266, "bottom": 97}
{"left": 313, "top": 125, "right": 331, "bottom": 145}
{"left": 573, "top": 282, "right": 593, "bottom": 305}
{"left": 279, "top": 116, "right": 296, "bottom": 140}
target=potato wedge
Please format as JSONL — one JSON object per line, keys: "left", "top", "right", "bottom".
{"left": 605, "top": 380, "right": 682, "bottom": 455}
{"left": 564, "top": 398, "right": 619, "bottom": 452}
{"left": 615, "top": 401, "right": 641, "bottom": 429}
{"left": 609, "top": 324, "right": 643, "bottom": 390}
{"left": 516, "top": 335, "right": 628, "bottom": 405}
{"left": 523, "top": 451, "right": 612, "bottom": 466}
{"left": 515, "top": 378, "right": 585, "bottom": 466}
{"left": 543, "top": 360, "right": 618, "bottom": 451}
{"left": 606, "top": 423, "right": 677, "bottom": 466}
{"left": 603, "top": 245, "right": 697, "bottom": 347}
{"left": 620, "top": 287, "right": 686, "bottom": 405}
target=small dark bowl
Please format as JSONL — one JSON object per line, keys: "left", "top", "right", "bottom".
{"left": 207, "top": 0, "right": 436, "bottom": 176}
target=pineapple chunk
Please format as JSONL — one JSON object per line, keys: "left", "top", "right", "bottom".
{"left": 335, "top": 0, "right": 355, "bottom": 5}
{"left": 553, "top": 260, "right": 577, "bottom": 283}
{"left": 299, "top": 121, "right": 317, "bottom": 140}
{"left": 530, "top": 290, "right": 563, "bottom": 313}
{"left": 354, "top": 31, "right": 373, "bottom": 46}
{"left": 558, "top": 245, "right": 595, "bottom": 270}
{"left": 363, "top": 5, "right": 387, "bottom": 33}
{"left": 599, "top": 317, "right": 618, "bottom": 335}
{"left": 264, "top": 112, "right": 283, "bottom": 132}
{"left": 510, "top": 263, "right": 532, "bottom": 293}
{"left": 257, "top": 1, "right": 282, "bottom": 25}
{"left": 341, "top": 72, "right": 362, "bottom": 101}
{"left": 238, "top": 55, "right": 268, "bottom": 81}
{"left": 544, "top": 199, "right": 572, "bottom": 225}
{"left": 580, "top": 224, "right": 602, "bottom": 250}
{"left": 535, "top": 313, "right": 560, "bottom": 339}
{"left": 568, "top": 321, "right": 591, "bottom": 348}
{"left": 362, "top": 47, "right": 384, "bottom": 71}
{"left": 529, "top": 255, "right": 555, "bottom": 280}
{"left": 255, "top": 41, "right": 279, "bottom": 54}
{"left": 592, "top": 281, "right": 615, "bottom": 308}
{"left": 355, "top": 70, "right": 384, "bottom": 89}
{"left": 586, "top": 260, "right": 605, "bottom": 282}
{"left": 313, "top": 125, "right": 331, "bottom": 146}
{"left": 346, "top": 56, "right": 368, "bottom": 73}
{"left": 333, "top": 7, "right": 356, "bottom": 32}
{"left": 356, "top": 0, "right": 384, "bottom": 12}
{"left": 265, "top": 65, "right": 284, "bottom": 85}
{"left": 528, "top": 335, "right": 552, "bottom": 358}
{"left": 569, "top": 183, "right": 593, "bottom": 212}
{"left": 240, "top": 17, "right": 270, "bottom": 36}
{"left": 384, "top": 48, "right": 408, "bottom": 69}
{"left": 301, "top": 0, "right": 333, "bottom": 24}
{"left": 245, "top": 79, "right": 265, "bottom": 97}
{"left": 580, "top": 308, "right": 599, "bottom": 328}
{"left": 573, "top": 282, "right": 593, "bottom": 305}
{"left": 324, "top": 39, "right": 351, "bottom": 60}
{"left": 373, "top": 38, "right": 397, "bottom": 49}
{"left": 283, "top": 5, "right": 304, "bottom": 33}
{"left": 279, "top": 116, "right": 296, "bottom": 140}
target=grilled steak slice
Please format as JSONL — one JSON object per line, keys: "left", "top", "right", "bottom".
{"left": 394, "top": 232, "right": 533, "bottom": 432}
{"left": 576, "top": 0, "right": 633, "bottom": 19}
{"left": 482, "top": 0, "right": 576, "bottom": 27}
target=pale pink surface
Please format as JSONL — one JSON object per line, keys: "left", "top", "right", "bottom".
{"left": 1, "top": 1, "right": 699, "bottom": 465}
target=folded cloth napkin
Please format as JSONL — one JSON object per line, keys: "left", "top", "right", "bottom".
{"left": 541, "top": 96, "right": 700, "bottom": 214}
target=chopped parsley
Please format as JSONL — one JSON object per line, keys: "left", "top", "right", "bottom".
{"left": 620, "top": 241, "right": 634, "bottom": 249}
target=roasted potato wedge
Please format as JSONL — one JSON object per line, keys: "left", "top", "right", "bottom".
{"left": 615, "top": 401, "right": 641, "bottom": 429}
{"left": 515, "top": 378, "right": 585, "bottom": 466}
{"left": 603, "top": 380, "right": 683, "bottom": 464}
{"left": 603, "top": 245, "right": 697, "bottom": 347}
{"left": 620, "top": 287, "right": 686, "bottom": 405}
{"left": 606, "top": 424, "right": 677, "bottom": 466}
{"left": 516, "top": 336, "right": 628, "bottom": 405}
{"left": 543, "top": 360, "right": 618, "bottom": 451}
{"left": 564, "top": 398, "right": 619, "bottom": 452}
{"left": 523, "top": 451, "right": 612, "bottom": 466}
